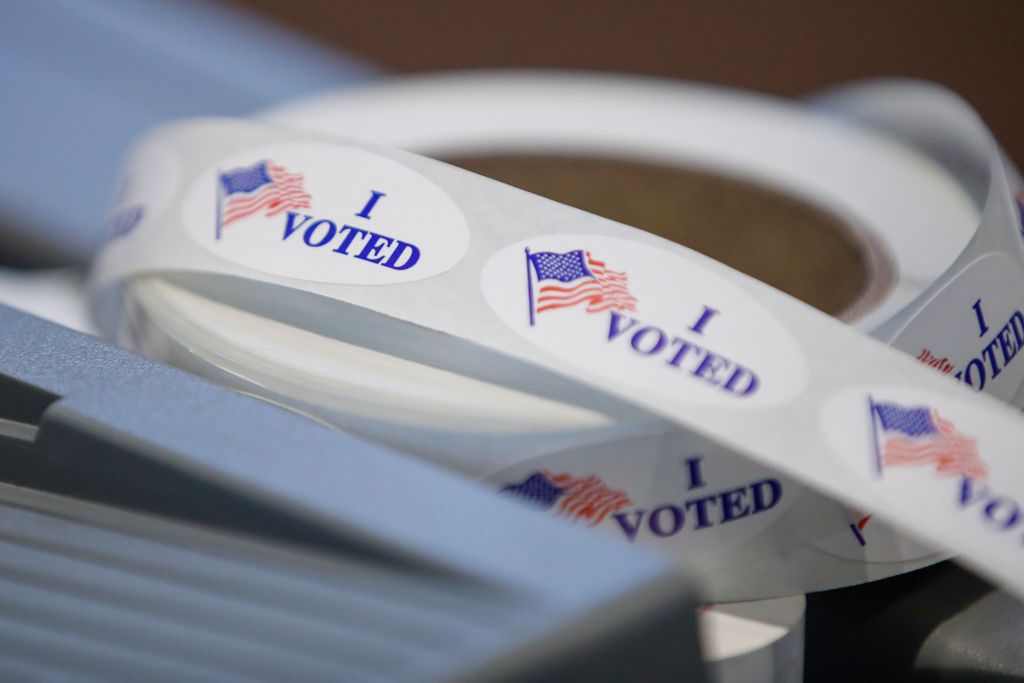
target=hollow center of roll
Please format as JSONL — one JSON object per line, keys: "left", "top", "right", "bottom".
{"left": 446, "top": 154, "right": 889, "bottom": 320}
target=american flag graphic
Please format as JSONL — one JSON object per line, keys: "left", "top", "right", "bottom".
{"left": 871, "top": 400, "right": 988, "bottom": 479}
{"left": 499, "top": 470, "right": 633, "bottom": 526}
{"left": 525, "top": 249, "right": 637, "bottom": 324}
{"left": 216, "top": 160, "right": 312, "bottom": 238}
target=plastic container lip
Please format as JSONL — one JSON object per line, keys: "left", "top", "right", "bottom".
{"left": 123, "top": 73, "right": 980, "bottom": 434}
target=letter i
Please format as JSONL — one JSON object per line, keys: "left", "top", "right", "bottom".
{"left": 972, "top": 299, "right": 989, "bottom": 336}
{"left": 689, "top": 306, "right": 719, "bottom": 335}
{"left": 684, "top": 456, "right": 707, "bottom": 490}
{"left": 356, "top": 191, "right": 386, "bottom": 219}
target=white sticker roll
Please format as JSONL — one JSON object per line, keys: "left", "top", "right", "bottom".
{"left": 89, "top": 75, "right": 1024, "bottom": 602}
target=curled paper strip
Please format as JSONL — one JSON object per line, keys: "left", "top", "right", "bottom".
{"left": 91, "top": 77, "right": 1024, "bottom": 601}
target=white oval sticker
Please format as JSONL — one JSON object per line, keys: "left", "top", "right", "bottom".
{"left": 820, "top": 384, "right": 1024, "bottom": 568}
{"left": 890, "top": 252, "right": 1024, "bottom": 403}
{"left": 486, "top": 434, "right": 799, "bottom": 563}
{"left": 182, "top": 143, "right": 469, "bottom": 285}
{"left": 481, "top": 235, "right": 807, "bottom": 408}
{"left": 808, "top": 508, "right": 937, "bottom": 563}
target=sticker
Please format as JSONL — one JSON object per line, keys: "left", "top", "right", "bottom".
{"left": 890, "top": 253, "right": 1024, "bottom": 403}
{"left": 808, "top": 509, "right": 937, "bottom": 563}
{"left": 822, "top": 386, "right": 1024, "bottom": 570}
{"left": 104, "top": 140, "right": 180, "bottom": 243}
{"left": 813, "top": 252, "right": 1024, "bottom": 562}
{"left": 480, "top": 234, "right": 808, "bottom": 408}
{"left": 182, "top": 143, "right": 470, "bottom": 285}
{"left": 487, "top": 434, "right": 798, "bottom": 562}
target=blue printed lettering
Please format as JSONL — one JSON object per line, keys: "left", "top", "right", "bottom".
{"left": 631, "top": 327, "right": 667, "bottom": 355}
{"left": 610, "top": 478, "right": 783, "bottom": 542}
{"left": 303, "top": 219, "right": 337, "bottom": 247}
{"left": 983, "top": 497, "right": 1021, "bottom": 531}
{"left": 949, "top": 310, "right": 1024, "bottom": 393}
{"left": 332, "top": 226, "right": 368, "bottom": 255}
{"left": 649, "top": 505, "right": 685, "bottom": 537}
{"left": 282, "top": 211, "right": 314, "bottom": 240}
{"left": 605, "top": 312, "right": 761, "bottom": 397}
{"left": 684, "top": 457, "right": 706, "bottom": 490}
{"left": 279, "top": 210, "right": 422, "bottom": 272}
{"left": 607, "top": 311, "right": 640, "bottom": 342}
{"left": 612, "top": 509, "right": 646, "bottom": 542}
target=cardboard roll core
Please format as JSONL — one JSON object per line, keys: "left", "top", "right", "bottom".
{"left": 447, "top": 154, "right": 892, "bottom": 321}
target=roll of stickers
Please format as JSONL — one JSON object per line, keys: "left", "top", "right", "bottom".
{"left": 90, "top": 74, "right": 1024, "bottom": 602}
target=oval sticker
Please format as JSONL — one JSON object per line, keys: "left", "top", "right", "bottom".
{"left": 182, "top": 143, "right": 469, "bottom": 285}
{"left": 819, "top": 384, "right": 1024, "bottom": 564}
{"left": 486, "top": 434, "right": 799, "bottom": 563}
{"left": 481, "top": 234, "right": 808, "bottom": 408}
{"left": 890, "top": 252, "right": 1024, "bottom": 403}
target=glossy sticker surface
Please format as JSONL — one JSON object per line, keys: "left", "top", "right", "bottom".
{"left": 890, "top": 253, "right": 1024, "bottom": 402}
{"left": 481, "top": 234, "right": 808, "bottom": 408}
{"left": 182, "top": 143, "right": 470, "bottom": 285}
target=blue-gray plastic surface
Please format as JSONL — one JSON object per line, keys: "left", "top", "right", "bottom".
{"left": 0, "top": 0, "right": 376, "bottom": 264}
{"left": 0, "top": 303, "right": 703, "bottom": 681}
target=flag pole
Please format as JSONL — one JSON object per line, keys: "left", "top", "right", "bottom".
{"left": 848, "top": 519, "right": 867, "bottom": 547}
{"left": 525, "top": 247, "right": 536, "bottom": 327}
{"left": 867, "top": 394, "right": 883, "bottom": 478}
{"left": 215, "top": 172, "right": 223, "bottom": 241}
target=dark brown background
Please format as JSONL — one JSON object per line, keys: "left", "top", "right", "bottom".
{"left": 234, "top": 1, "right": 1022, "bottom": 164}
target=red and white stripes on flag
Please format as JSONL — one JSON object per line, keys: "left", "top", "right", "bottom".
{"left": 545, "top": 471, "right": 633, "bottom": 526}
{"left": 221, "top": 163, "right": 312, "bottom": 229}
{"left": 536, "top": 252, "right": 638, "bottom": 315}
{"left": 882, "top": 410, "right": 988, "bottom": 479}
